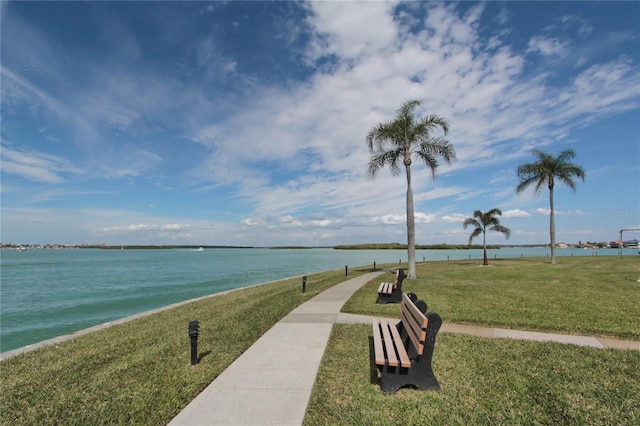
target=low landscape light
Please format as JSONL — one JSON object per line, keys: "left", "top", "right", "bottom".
{"left": 188, "top": 320, "right": 200, "bottom": 365}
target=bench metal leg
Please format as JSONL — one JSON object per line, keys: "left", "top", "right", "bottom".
{"left": 379, "top": 357, "right": 440, "bottom": 393}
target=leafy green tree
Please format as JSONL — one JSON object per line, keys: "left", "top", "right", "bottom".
{"left": 463, "top": 209, "right": 511, "bottom": 266}
{"left": 516, "top": 149, "right": 586, "bottom": 264}
{"left": 367, "top": 99, "right": 456, "bottom": 278}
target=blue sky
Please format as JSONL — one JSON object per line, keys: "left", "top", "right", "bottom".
{"left": 1, "top": 1, "right": 639, "bottom": 247}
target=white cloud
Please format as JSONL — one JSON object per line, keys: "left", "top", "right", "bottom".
{"left": 241, "top": 218, "right": 266, "bottom": 228}
{"left": 442, "top": 213, "right": 467, "bottom": 223}
{"left": 561, "top": 15, "right": 594, "bottom": 38}
{"left": 305, "top": 0, "right": 398, "bottom": 60}
{"left": 502, "top": 209, "right": 530, "bottom": 218}
{"left": 96, "top": 223, "right": 192, "bottom": 234}
{"left": 415, "top": 212, "right": 437, "bottom": 224}
{"left": 1, "top": 146, "right": 83, "bottom": 183}
{"left": 373, "top": 214, "right": 405, "bottom": 225}
{"left": 526, "top": 35, "right": 568, "bottom": 56}
{"left": 535, "top": 208, "right": 583, "bottom": 216}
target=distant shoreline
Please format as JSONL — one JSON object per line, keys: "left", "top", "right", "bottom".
{"left": 4, "top": 243, "right": 628, "bottom": 250}
{"left": 3, "top": 243, "right": 516, "bottom": 250}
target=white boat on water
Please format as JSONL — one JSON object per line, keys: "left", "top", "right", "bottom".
{"left": 194, "top": 247, "right": 204, "bottom": 252}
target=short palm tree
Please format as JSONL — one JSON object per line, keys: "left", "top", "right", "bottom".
{"left": 516, "top": 149, "right": 586, "bottom": 264}
{"left": 367, "top": 99, "right": 456, "bottom": 278}
{"left": 463, "top": 209, "right": 511, "bottom": 266}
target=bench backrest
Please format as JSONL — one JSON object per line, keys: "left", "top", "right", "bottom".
{"left": 399, "top": 292, "right": 428, "bottom": 356}
{"left": 395, "top": 268, "right": 406, "bottom": 287}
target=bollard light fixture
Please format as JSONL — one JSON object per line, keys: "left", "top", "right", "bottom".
{"left": 188, "top": 320, "right": 200, "bottom": 365}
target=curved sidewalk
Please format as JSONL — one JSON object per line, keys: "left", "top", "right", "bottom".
{"left": 170, "top": 271, "right": 640, "bottom": 425}
{"left": 169, "top": 270, "right": 385, "bottom": 426}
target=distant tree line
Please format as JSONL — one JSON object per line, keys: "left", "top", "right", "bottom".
{"left": 334, "top": 243, "right": 500, "bottom": 250}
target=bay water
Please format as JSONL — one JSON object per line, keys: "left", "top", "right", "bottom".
{"left": 1, "top": 247, "right": 633, "bottom": 353}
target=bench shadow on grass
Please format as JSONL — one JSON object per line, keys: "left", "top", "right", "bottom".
{"left": 368, "top": 336, "right": 379, "bottom": 386}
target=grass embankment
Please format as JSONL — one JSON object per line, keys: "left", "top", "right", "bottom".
{"left": 305, "top": 257, "right": 640, "bottom": 425}
{"left": 0, "top": 267, "right": 372, "bottom": 425}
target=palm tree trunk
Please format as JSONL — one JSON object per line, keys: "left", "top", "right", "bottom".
{"left": 483, "top": 231, "right": 488, "bottom": 266}
{"left": 549, "top": 187, "right": 556, "bottom": 264}
{"left": 406, "top": 164, "right": 416, "bottom": 279}
{"left": 406, "top": 186, "right": 416, "bottom": 278}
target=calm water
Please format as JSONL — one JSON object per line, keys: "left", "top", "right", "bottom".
{"left": 1, "top": 247, "right": 634, "bottom": 353}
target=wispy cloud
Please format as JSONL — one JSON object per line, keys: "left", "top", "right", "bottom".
{"left": 97, "top": 223, "right": 192, "bottom": 233}
{"left": 536, "top": 208, "right": 584, "bottom": 216}
{"left": 527, "top": 36, "right": 569, "bottom": 56}
{"left": 1, "top": 146, "right": 83, "bottom": 183}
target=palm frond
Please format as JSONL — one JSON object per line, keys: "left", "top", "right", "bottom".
{"left": 463, "top": 217, "right": 481, "bottom": 229}
{"left": 416, "top": 115, "right": 449, "bottom": 135}
{"left": 366, "top": 120, "right": 400, "bottom": 151}
{"left": 468, "top": 227, "right": 483, "bottom": 245}
{"left": 556, "top": 149, "right": 576, "bottom": 163}
{"left": 367, "top": 147, "right": 403, "bottom": 177}
{"left": 491, "top": 225, "right": 511, "bottom": 239}
{"left": 398, "top": 99, "right": 421, "bottom": 119}
{"left": 413, "top": 138, "right": 456, "bottom": 178}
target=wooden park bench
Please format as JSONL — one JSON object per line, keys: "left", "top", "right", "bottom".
{"left": 372, "top": 292, "right": 442, "bottom": 393}
{"left": 376, "top": 268, "right": 406, "bottom": 304}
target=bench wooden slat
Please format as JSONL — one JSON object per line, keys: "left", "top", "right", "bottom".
{"left": 373, "top": 319, "right": 411, "bottom": 369}
{"left": 399, "top": 308, "right": 421, "bottom": 354}
{"left": 387, "top": 319, "right": 411, "bottom": 368}
{"left": 402, "top": 293, "right": 428, "bottom": 329}
{"left": 372, "top": 319, "right": 386, "bottom": 366}
{"left": 379, "top": 319, "right": 399, "bottom": 367}
{"left": 400, "top": 293, "right": 429, "bottom": 355}
{"left": 378, "top": 282, "right": 400, "bottom": 296}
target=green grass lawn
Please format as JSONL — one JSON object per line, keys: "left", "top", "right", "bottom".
{"left": 304, "top": 325, "right": 640, "bottom": 425}
{"left": 344, "top": 256, "right": 640, "bottom": 340}
{"left": 305, "top": 256, "right": 640, "bottom": 425}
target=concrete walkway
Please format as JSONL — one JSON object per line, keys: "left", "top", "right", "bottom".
{"left": 169, "top": 271, "right": 385, "bottom": 426}
{"left": 169, "top": 271, "right": 640, "bottom": 425}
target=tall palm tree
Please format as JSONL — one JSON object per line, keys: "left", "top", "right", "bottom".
{"left": 463, "top": 209, "right": 511, "bottom": 266}
{"left": 367, "top": 99, "right": 456, "bottom": 278}
{"left": 516, "top": 149, "right": 585, "bottom": 264}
